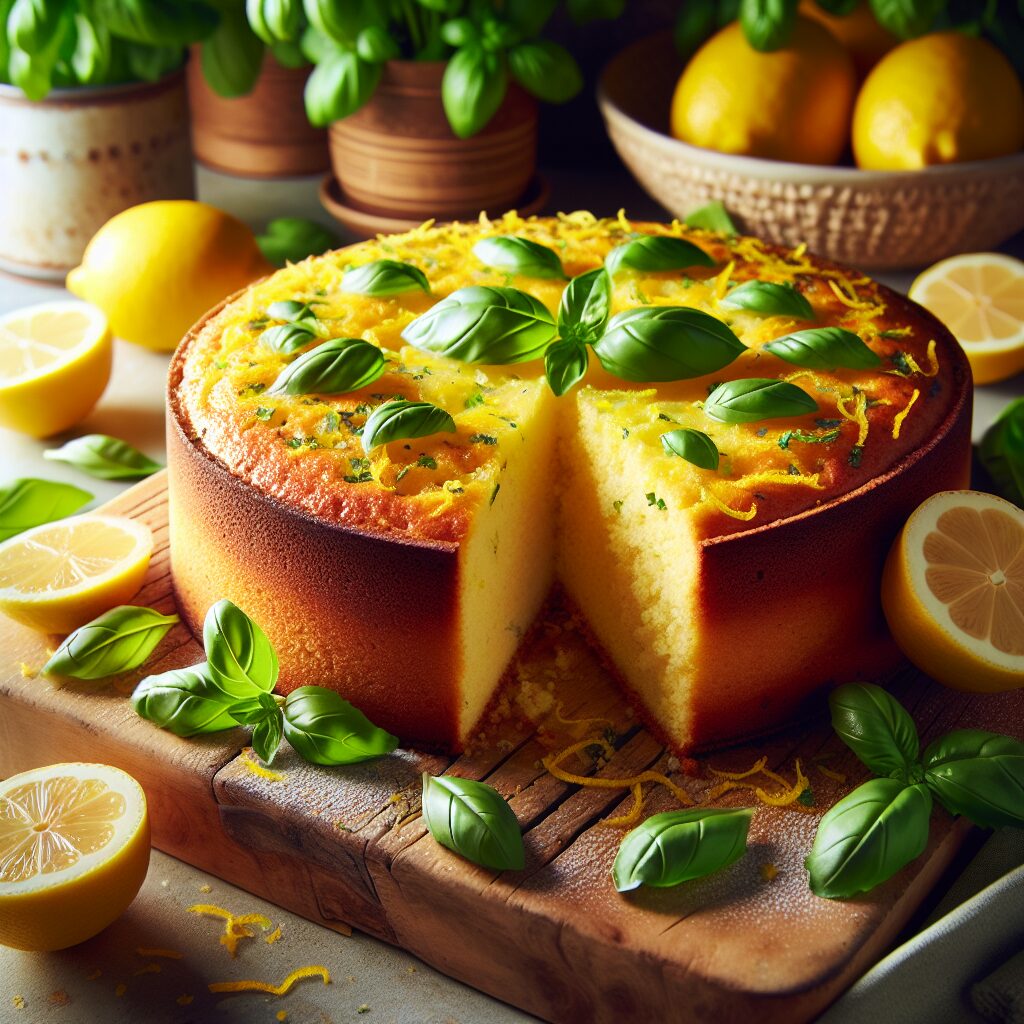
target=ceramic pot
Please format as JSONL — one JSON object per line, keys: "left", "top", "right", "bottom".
{"left": 0, "top": 73, "right": 194, "bottom": 280}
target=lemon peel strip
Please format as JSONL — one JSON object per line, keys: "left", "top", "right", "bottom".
{"left": 837, "top": 390, "right": 869, "bottom": 446}
{"left": 891, "top": 389, "right": 920, "bottom": 439}
{"left": 241, "top": 747, "right": 285, "bottom": 782}
{"left": 701, "top": 486, "right": 757, "bottom": 521}
{"left": 208, "top": 965, "right": 331, "bottom": 997}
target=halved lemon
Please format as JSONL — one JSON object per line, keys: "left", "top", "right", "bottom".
{"left": 0, "top": 300, "right": 112, "bottom": 438}
{"left": 909, "top": 253, "right": 1024, "bottom": 385}
{"left": 882, "top": 490, "right": 1024, "bottom": 693}
{"left": 0, "top": 762, "right": 150, "bottom": 951}
{"left": 0, "top": 515, "right": 152, "bottom": 633}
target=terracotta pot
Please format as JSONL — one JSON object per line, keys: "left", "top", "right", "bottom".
{"left": 187, "top": 48, "right": 329, "bottom": 178}
{"left": 328, "top": 60, "right": 537, "bottom": 219}
{"left": 0, "top": 74, "right": 194, "bottom": 280}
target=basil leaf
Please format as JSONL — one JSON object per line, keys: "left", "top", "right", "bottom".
{"left": 355, "top": 24, "right": 399, "bottom": 62}
{"left": 283, "top": 685, "right": 399, "bottom": 765}
{"left": 342, "top": 259, "right": 431, "bottom": 296}
{"left": 361, "top": 399, "right": 456, "bottom": 452}
{"left": 123, "top": 41, "right": 185, "bottom": 83}
{"left": 402, "top": 286, "right": 556, "bottom": 365}
{"left": 421, "top": 773, "right": 525, "bottom": 871}
{"left": 660, "top": 428, "right": 720, "bottom": 470}
{"left": 440, "top": 16, "right": 478, "bottom": 46}
{"left": 258, "top": 218, "right": 339, "bottom": 267}
{"left": 0, "top": 478, "right": 92, "bottom": 541}
{"left": 202, "top": 0, "right": 263, "bottom": 97}
{"left": 507, "top": 39, "right": 582, "bottom": 103}
{"left": 544, "top": 338, "right": 589, "bottom": 397}
{"left": 805, "top": 778, "right": 932, "bottom": 899}
{"left": 267, "top": 300, "right": 316, "bottom": 323}
{"left": 473, "top": 236, "right": 566, "bottom": 280}
{"left": 304, "top": 48, "right": 381, "bottom": 128}
{"left": 260, "top": 323, "right": 317, "bottom": 355}
{"left": 203, "top": 599, "right": 278, "bottom": 698}
{"left": 442, "top": 44, "right": 507, "bottom": 139}
{"left": 252, "top": 706, "right": 284, "bottom": 764}
{"left": 226, "top": 691, "right": 280, "bottom": 725}
{"left": 557, "top": 268, "right": 611, "bottom": 344}
{"left": 684, "top": 200, "right": 737, "bottom": 235}
{"left": 131, "top": 662, "right": 238, "bottom": 737}
{"left": 593, "top": 307, "right": 745, "bottom": 382}
{"left": 91, "top": 0, "right": 217, "bottom": 46}
{"left": 43, "top": 435, "right": 162, "bottom": 481}
{"left": 44, "top": 606, "right": 179, "bottom": 680}
{"left": 764, "top": 327, "right": 881, "bottom": 370}
{"left": 922, "top": 730, "right": 1024, "bottom": 829}
{"left": 612, "top": 807, "right": 752, "bottom": 892}
{"left": 740, "top": 0, "right": 798, "bottom": 51}
{"left": 869, "top": 0, "right": 943, "bottom": 37}
{"left": 246, "top": 0, "right": 302, "bottom": 46}
{"left": 8, "top": 0, "right": 63, "bottom": 53}
{"left": 71, "top": 13, "right": 113, "bottom": 84}
{"left": 720, "top": 280, "right": 815, "bottom": 320}
{"left": 978, "top": 397, "right": 1024, "bottom": 508}
{"left": 605, "top": 235, "right": 715, "bottom": 277}
{"left": 674, "top": 0, "right": 717, "bottom": 59}
{"left": 303, "top": 0, "right": 360, "bottom": 41}
{"left": 704, "top": 378, "right": 818, "bottom": 423}
{"left": 828, "top": 682, "right": 920, "bottom": 779}
{"left": 268, "top": 338, "right": 386, "bottom": 395}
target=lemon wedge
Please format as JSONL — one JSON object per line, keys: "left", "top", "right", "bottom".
{"left": 0, "top": 762, "right": 150, "bottom": 951}
{"left": 909, "top": 253, "right": 1024, "bottom": 385}
{"left": 0, "top": 300, "right": 112, "bottom": 437}
{"left": 0, "top": 514, "right": 152, "bottom": 633}
{"left": 882, "top": 490, "right": 1024, "bottom": 693}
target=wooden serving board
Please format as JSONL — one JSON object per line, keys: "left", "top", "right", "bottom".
{"left": 2, "top": 472, "right": 1022, "bottom": 1023}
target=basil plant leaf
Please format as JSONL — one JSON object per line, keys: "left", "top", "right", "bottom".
{"left": 260, "top": 323, "right": 317, "bottom": 355}
{"left": 704, "top": 378, "right": 818, "bottom": 423}
{"left": 267, "top": 300, "right": 315, "bottom": 322}
{"left": 472, "top": 236, "right": 566, "bottom": 279}
{"left": 869, "top": 0, "right": 943, "bottom": 38}
{"left": 258, "top": 218, "right": 339, "bottom": 267}
{"left": 304, "top": 48, "right": 381, "bottom": 128}
{"left": 402, "top": 286, "right": 556, "bottom": 364}
{"left": 544, "top": 338, "right": 589, "bottom": 397}
{"left": 251, "top": 707, "right": 285, "bottom": 764}
{"left": 720, "top": 280, "right": 815, "bottom": 320}
{"left": 131, "top": 662, "right": 238, "bottom": 737}
{"left": 828, "top": 682, "right": 920, "bottom": 779}
{"left": 342, "top": 259, "right": 431, "bottom": 296}
{"left": 90, "top": 0, "right": 218, "bottom": 46}
{"left": 740, "top": 0, "right": 798, "bottom": 51}
{"left": 0, "top": 478, "right": 92, "bottom": 542}
{"left": 593, "top": 307, "right": 746, "bottom": 382}
{"left": 71, "top": 12, "right": 113, "bottom": 84}
{"left": 978, "top": 396, "right": 1024, "bottom": 508}
{"left": 764, "top": 327, "right": 881, "bottom": 370}
{"left": 43, "top": 435, "right": 162, "bottom": 481}
{"left": 605, "top": 235, "right": 715, "bottom": 277}
{"left": 355, "top": 24, "right": 400, "bottom": 62}
{"left": 557, "top": 267, "right": 611, "bottom": 344}
{"left": 684, "top": 200, "right": 737, "bottom": 235}
{"left": 9, "top": 0, "right": 65, "bottom": 53}
{"left": 507, "top": 39, "right": 583, "bottom": 103}
{"left": 805, "top": 778, "right": 932, "bottom": 899}
{"left": 44, "top": 606, "right": 180, "bottom": 681}
{"left": 203, "top": 599, "right": 279, "bottom": 698}
{"left": 442, "top": 44, "right": 507, "bottom": 139}
{"left": 421, "top": 773, "right": 525, "bottom": 871}
{"left": 226, "top": 691, "right": 280, "bottom": 725}
{"left": 268, "top": 338, "right": 386, "bottom": 395}
{"left": 922, "top": 730, "right": 1024, "bottom": 829}
{"left": 283, "top": 685, "right": 399, "bottom": 765}
{"left": 247, "top": 0, "right": 302, "bottom": 46}
{"left": 361, "top": 399, "right": 456, "bottom": 452}
{"left": 661, "top": 428, "right": 720, "bottom": 470}
{"left": 202, "top": 0, "right": 263, "bottom": 98}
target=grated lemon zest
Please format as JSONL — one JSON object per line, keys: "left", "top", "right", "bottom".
{"left": 755, "top": 759, "right": 810, "bottom": 807}
{"left": 709, "top": 756, "right": 768, "bottom": 781}
{"left": 18, "top": 662, "right": 37, "bottom": 678}
{"left": 701, "top": 486, "right": 757, "bottom": 521}
{"left": 783, "top": 369, "right": 839, "bottom": 393}
{"left": 241, "top": 747, "right": 285, "bottom": 781}
{"left": 760, "top": 863, "right": 779, "bottom": 882}
{"left": 427, "top": 478, "right": 463, "bottom": 518}
{"left": 12, "top": 996, "right": 25, "bottom": 1009}
{"left": 837, "top": 390, "right": 869, "bottom": 446}
{"left": 714, "top": 261, "right": 735, "bottom": 302}
{"left": 552, "top": 701, "right": 613, "bottom": 734}
{"left": 616, "top": 208, "right": 631, "bottom": 232}
{"left": 264, "top": 925, "right": 283, "bottom": 945}
{"left": 367, "top": 448, "right": 396, "bottom": 492}
{"left": 136, "top": 948, "right": 183, "bottom": 960}
{"left": 891, "top": 389, "right": 920, "bottom": 439}
{"left": 708, "top": 758, "right": 811, "bottom": 809}
{"left": 816, "top": 764, "right": 847, "bottom": 782}
{"left": 792, "top": 242, "right": 807, "bottom": 259}
{"left": 209, "top": 965, "right": 331, "bottom": 997}
{"left": 734, "top": 471, "right": 825, "bottom": 491}
{"left": 188, "top": 904, "right": 236, "bottom": 922}
{"left": 603, "top": 783, "right": 647, "bottom": 828}
{"left": 827, "top": 278, "right": 873, "bottom": 311}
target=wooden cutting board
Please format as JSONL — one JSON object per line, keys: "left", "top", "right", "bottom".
{"left": 2, "top": 471, "right": 1021, "bottom": 1023}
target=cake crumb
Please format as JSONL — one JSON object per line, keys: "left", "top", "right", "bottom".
{"left": 115, "top": 984, "right": 127, "bottom": 997}
{"left": 407, "top": 966, "right": 417, "bottom": 974}
{"left": 176, "top": 995, "right": 194, "bottom": 1006}
{"left": 161, "top": 879, "right": 169, "bottom": 888}
{"left": 11, "top": 995, "right": 25, "bottom": 1010}
{"left": 199, "top": 884, "right": 212, "bottom": 894}
{"left": 760, "top": 863, "right": 779, "bottom": 883}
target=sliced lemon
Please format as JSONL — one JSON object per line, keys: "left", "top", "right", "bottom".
{"left": 0, "top": 762, "right": 150, "bottom": 951}
{"left": 0, "top": 515, "right": 152, "bottom": 633}
{"left": 0, "top": 300, "right": 112, "bottom": 438}
{"left": 909, "top": 253, "right": 1024, "bottom": 385}
{"left": 882, "top": 490, "right": 1024, "bottom": 693}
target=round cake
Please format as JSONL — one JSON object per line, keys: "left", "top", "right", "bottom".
{"left": 166, "top": 212, "right": 971, "bottom": 753}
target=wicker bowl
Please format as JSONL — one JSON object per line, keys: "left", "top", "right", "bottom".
{"left": 597, "top": 32, "right": 1024, "bottom": 270}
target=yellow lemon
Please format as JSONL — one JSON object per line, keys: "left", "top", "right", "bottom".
{"left": 0, "top": 514, "right": 153, "bottom": 633}
{"left": 0, "top": 301, "right": 111, "bottom": 438}
{"left": 799, "top": 0, "right": 897, "bottom": 77}
{"left": 670, "top": 18, "right": 857, "bottom": 165}
{"left": 66, "top": 201, "right": 274, "bottom": 352}
{"left": 853, "top": 33, "right": 1024, "bottom": 170}
{"left": 0, "top": 762, "right": 150, "bottom": 951}
{"left": 881, "top": 490, "right": 1024, "bottom": 693}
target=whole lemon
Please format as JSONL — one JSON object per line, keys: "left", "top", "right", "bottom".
{"left": 670, "top": 18, "right": 857, "bottom": 165}
{"left": 799, "top": 0, "right": 897, "bottom": 77}
{"left": 66, "top": 201, "right": 274, "bottom": 352}
{"left": 853, "top": 33, "right": 1024, "bottom": 170}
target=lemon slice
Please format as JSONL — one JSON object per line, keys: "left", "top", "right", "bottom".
{"left": 0, "top": 762, "right": 150, "bottom": 951}
{"left": 0, "top": 300, "right": 112, "bottom": 438}
{"left": 882, "top": 490, "right": 1024, "bottom": 693}
{"left": 909, "top": 254, "right": 1024, "bottom": 385}
{"left": 0, "top": 514, "right": 152, "bottom": 633}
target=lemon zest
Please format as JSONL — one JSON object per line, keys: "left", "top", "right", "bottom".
{"left": 891, "top": 389, "right": 920, "bottom": 439}
{"left": 756, "top": 759, "right": 810, "bottom": 807}
{"left": 136, "top": 948, "right": 183, "bottom": 959}
{"left": 827, "top": 278, "right": 873, "bottom": 311}
{"left": 708, "top": 758, "right": 811, "bottom": 809}
{"left": 552, "top": 701, "right": 613, "bottom": 733}
{"left": 134, "top": 964, "right": 161, "bottom": 976}
{"left": 734, "top": 471, "right": 825, "bottom": 491}
{"left": 188, "top": 903, "right": 236, "bottom": 922}
{"left": 427, "top": 478, "right": 463, "bottom": 519}
{"left": 603, "top": 783, "right": 647, "bottom": 829}
{"left": 264, "top": 925, "right": 283, "bottom": 945}
{"left": 899, "top": 340, "right": 939, "bottom": 378}
{"left": 714, "top": 260, "right": 735, "bottom": 302}
{"left": 616, "top": 208, "right": 631, "bottom": 232}
{"left": 792, "top": 242, "right": 807, "bottom": 259}
{"left": 782, "top": 369, "right": 839, "bottom": 393}
{"left": 708, "top": 756, "right": 768, "bottom": 781}
{"left": 115, "top": 984, "right": 127, "bottom": 997}
{"left": 837, "top": 390, "right": 869, "bottom": 446}
{"left": 12, "top": 996, "right": 25, "bottom": 1009}
{"left": 18, "top": 662, "right": 37, "bottom": 678}
{"left": 209, "top": 965, "right": 331, "bottom": 997}
{"left": 701, "top": 486, "right": 757, "bottom": 521}
{"left": 241, "top": 747, "right": 285, "bottom": 781}
{"left": 367, "top": 448, "right": 396, "bottom": 492}
{"left": 760, "top": 863, "right": 779, "bottom": 882}
{"left": 816, "top": 764, "right": 847, "bottom": 782}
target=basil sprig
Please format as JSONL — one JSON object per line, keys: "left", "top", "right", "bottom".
{"left": 131, "top": 663, "right": 238, "bottom": 737}
{"left": 228, "top": 692, "right": 285, "bottom": 764}
{"left": 828, "top": 683, "right": 919, "bottom": 779}
{"left": 44, "top": 606, "right": 179, "bottom": 680}
{"left": 557, "top": 267, "right": 611, "bottom": 345}
{"left": 978, "top": 396, "right": 1024, "bottom": 508}
{"left": 544, "top": 338, "right": 589, "bottom": 398}
{"left": 204, "top": 598, "right": 278, "bottom": 698}
{"left": 342, "top": 259, "right": 431, "bottom": 296}
{"left": 257, "top": 217, "right": 339, "bottom": 267}
{"left": 764, "top": 328, "right": 881, "bottom": 370}
{"left": 684, "top": 201, "right": 737, "bottom": 235}
{"left": 268, "top": 338, "right": 386, "bottom": 396}
{"left": 0, "top": 478, "right": 92, "bottom": 542}
{"left": 43, "top": 435, "right": 162, "bottom": 480}
{"left": 720, "top": 280, "right": 815, "bottom": 320}
{"left": 421, "top": 773, "right": 525, "bottom": 872}
{"left": 260, "top": 322, "right": 318, "bottom": 356}
{"left": 605, "top": 235, "right": 715, "bottom": 277}
{"left": 284, "top": 686, "right": 399, "bottom": 765}
{"left": 361, "top": 399, "right": 456, "bottom": 452}
{"left": 661, "top": 428, "right": 720, "bottom": 470}
{"left": 612, "top": 807, "right": 752, "bottom": 892}
{"left": 472, "top": 236, "right": 566, "bottom": 280}
{"left": 704, "top": 378, "right": 818, "bottom": 423}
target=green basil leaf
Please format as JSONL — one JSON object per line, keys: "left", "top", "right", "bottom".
{"left": 252, "top": 706, "right": 284, "bottom": 764}
{"left": 43, "top": 435, "right": 162, "bottom": 481}
{"left": 674, "top": 0, "right": 717, "bottom": 59}
{"left": 605, "top": 235, "right": 715, "bottom": 277}
{"left": 342, "top": 259, "right": 431, "bottom": 296}
{"left": 283, "top": 685, "right": 398, "bottom": 765}
{"left": 226, "top": 690, "right": 280, "bottom": 725}
{"left": 922, "top": 730, "right": 1024, "bottom": 829}
{"left": 304, "top": 48, "right": 380, "bottom": 127}
{"left": 684, "top": 200, "right": 737, "bottom": 235}
{"left": 979, "top": 397, "right": 1024, "bottom": 508}
{"left": 544, "top": 338, "right": 589, "bottom": 397}
{"left": 44, "top": 605, "right": 179, "bottom": 680}
{"left": 402, "top": 286, "right": 556, "bottom": 364}
{"left": 266, "top": 300, "right": 313, "bottom": 323}
{"left": 7, "top": 16, "right": 67, "bottom": 99}
{"left": 0, "top": 478, "right": 92, "bottom": 542}
{"left": 660, "top": 428, "right": 720, "bottom": 470}
{"left": 203, "top": 1, "right": 263, "bottom": 97}
{"left": 829, "top": 682, "right": 920, "bottom": 778}
{"left": 260, "top": 323, "right": 317, "bottom": 355}
{"left": 8, "top": 0, "right": 62, "bottom": 54}
{"left": 612, "top": 807, "right": 752, "bottom": 892}
{"left": 421, "top": 773, "right": 525, "bottom": 871}
{"left": 71, "top": 13, "right": 112, "bottom": 84}
{"left": 740, "top": 0, "right": 798, "bottom": 51}
{"left": 472, "top": 236, "right": 566, "bottom": 280}
{"left": 704, "top": 378, "right": 818, "bottom": 423}
{"left": 440, "top": 17, "right": 478, "bottom": 46}
{"left": 442, "top": 44, "right": 507, "bottom": 139}
{"left": 131, "top": 662, "right": 238, "bottom": 737}
{"left": 805, "top": 778, "right": 932, "bottom": 898}
{"left": 246, "top": 0, "right": 302, "bottom": 45}
{"left": 764, "top": 327, "right": 881, "bottom": 370}
{"left": 355, "top": 24, "right": 398, "bottom": 62}
{"left": 557, "top": 268, "right": 611, "bottom": 344}
{"left": 720, "top": 280, "right": 815, "bottom": 320}
{"left": 507, "top": 39, "right": 582, "bottom": 103}
{"left": 593, "top": 307, "right": 746, "bottom": 382}
{"left": 203, "top": 599, "right": 278, "bottom": 698}
{"left": 268, "top": 337, "right": 386, "bottom": 395}
{"left": 361, "top": 399, "right": 456, "bottom": 452}
{"left": 258, "top": 217, "right": 339, "bottom": 267}
{"left": 869, "top": 0, "right": 943, "bottom": 37}
{"left": 125, "top": 41, "right": 184, "bottom": 83}
{"left": 92, "top": 0, "right": 218, "bottom": 46}
{"left": 504, "top": 0, "right": 557, "bottom": 35}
